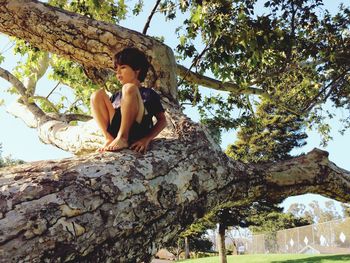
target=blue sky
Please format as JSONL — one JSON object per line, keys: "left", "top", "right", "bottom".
{"left": 0, "top": 1, "right": 348, "bottom": 213}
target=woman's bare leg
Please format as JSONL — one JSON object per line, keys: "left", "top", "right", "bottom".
{"left": 90, "top": 89, "right": 115, "bottom": 151}
{"left": 106, "top": 83, "right": 144, "bottom": 151}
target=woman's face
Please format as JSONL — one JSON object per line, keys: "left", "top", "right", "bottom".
{"left": 115, "top": 64, "right": 139, "bottom": 85}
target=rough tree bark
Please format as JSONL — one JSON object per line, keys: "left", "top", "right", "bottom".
{"left": 218, "top": 223, "right": 227, "bottom": 263}
{"left": 0, "top": 0, "right": 179, "bottom": 154}
{"left": 0, "top": 0, "right": 177, "bottom": 97}
{"left": 0, "top": 0, "right": 266, "bottom": 154}
{"left": 1, "top": 139, "right": 349, "bottom": 262}
{"left": 0, "top": 1, "right": 350, "bottom": 263}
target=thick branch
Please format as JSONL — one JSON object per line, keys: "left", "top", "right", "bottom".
{"left": 1, "top": 65, "right": 104, "bottom": 153}
{"left": 0, "top": 0, "right": 178, "bottom": 100}
{"left": 6, "top": 96, "right": 178, "bottom": 155}
{"left": 6, "top": 101, "right": 104, "bottom": 154}
{"left": 0, "top": 66, "right": 48, "bottom": 123}
{"left": 264, "top": 149, "right": 350, "bottom": 203}
{"left": 176, "top": 64, "right": 268, "bottom": 97}
{"left": 0, "top": 128, "right": 348, "bottom": 262}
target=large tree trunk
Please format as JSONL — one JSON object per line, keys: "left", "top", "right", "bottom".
{"left": 1, "top": 138, "right": 349, "bottom": 262}
{"left": 0, "top": 1, "right": 350, "bottom": 263}
{"left": 218, "top": 223, "right": 227, "bottom": 263}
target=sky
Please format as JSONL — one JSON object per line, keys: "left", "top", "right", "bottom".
{"left": 0, "top": 0, "right": 349, "bottom": 214}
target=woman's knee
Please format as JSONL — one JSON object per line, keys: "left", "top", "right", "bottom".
{"left": 90, "top": 89, "right": 106, "bottom": 104}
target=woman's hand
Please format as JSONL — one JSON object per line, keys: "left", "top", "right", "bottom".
{"left": 130, "top": 137, "right": 151, "bottom": 154}
{"left": 130, "top": 112, "right": 166, "bottom": 154}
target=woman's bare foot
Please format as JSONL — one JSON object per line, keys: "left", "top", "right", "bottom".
{"left": 97, "top": 135, "right": 114, "bottom": 152}
{"left": 105, "top": 137, "right": 129, "bottom": 152}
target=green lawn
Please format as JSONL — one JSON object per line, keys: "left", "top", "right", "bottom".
{"left": 180, "top": 254, "right": 350, "bottom": 263}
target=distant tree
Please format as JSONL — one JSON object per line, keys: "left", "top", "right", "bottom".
{"left": 226, "top": 101, "right": 307, "bottom": 163}
{"left": 175, "top": 215, "right": 215, "bottom": 259}
{"left": 335, "top": 204, "right": 350, "bottom": 247}
{"left": 166, "top": 234, "right": 213, "bottom": 260}
{"left": 288, "top": 200, "right": 342, "bottom": 223}
{"left": 166, "top": 239, "right": 183, "bottom": 261}
{"left": 216, "top": 99, "right": 308, "bottom": 261}
{"left": 203, "top": 201, "right": 294, "bottom": 260}
{"left": 0, "top": 143, "right": 3, "bottom": 168}
{"left": 0, "top": 143, "right": 24, "bottom": 168}
{"left": 248, "top": 210, "right": 311, "bottom": 253}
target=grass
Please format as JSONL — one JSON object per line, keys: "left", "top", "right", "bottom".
{"left": 180, "top": 254, "right": 350, "bottom": 263}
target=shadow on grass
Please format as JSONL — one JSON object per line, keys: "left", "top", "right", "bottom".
{"left": 272, "top": 254, "right": 350, "bottom": 263}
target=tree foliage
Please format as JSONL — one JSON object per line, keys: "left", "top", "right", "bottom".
{"left": 249, "top": 210, "right": 311, "bottom": 234}
{"left": 0, "top": 0, "right": 348, "bottom": 246}
{"left": 1, "top": 0, "right": 349, "bottom": 147}
{"left": 287, "top": 200, "right": 345, "bottom": 223}
{"left": 174, "top": 0, "right": 350, "bottom": 144}
{"left": 0, "top": 1, "right": 350, "bottom": 261}
{"left": 0, "top": 143, "right": 24, "bottom": 168}
{"left": 226, "top": 100, "right": 308, "bottom": 163}
{"left": 166, "top": 234, "right": 213, "bottom": 257}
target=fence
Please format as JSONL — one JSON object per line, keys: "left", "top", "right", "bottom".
{"left": 237, "top": 217, "right": 350, "bottom": 254}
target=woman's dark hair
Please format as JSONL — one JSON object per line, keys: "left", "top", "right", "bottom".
{"left": 114, "top": 48, "right": 150, "bottom": 82}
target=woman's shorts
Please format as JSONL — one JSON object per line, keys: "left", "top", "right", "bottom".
{"left": 107, "top": 108, "right": 153, "bottom": 143}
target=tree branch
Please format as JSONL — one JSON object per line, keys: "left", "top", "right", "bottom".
{"left": 63, "top": 113, "right": 92, "bottom": 122}
{"left": 46, "top": 82, "right": 60, "bottom": 99}
{"left": 264, "top": 148, "right": 350, "bottom": 203}
{"left": 25, "top": 52, "right": 50, "bottom": 96}
{"left": 177, "top": 43, "right": 211, "bottom": 87}
{"left": 176, "top": 64, "right": 268, "bottom": 97}
{"left": 0, "top": 65, "right": 104, "bottom": 153}
{"left": 31, "top": 95, "right": 60, "bottom": 114}
{"left": 0, "top": 0, "right": 178, "bottom": 100}
{"left": 142, "top": 0, "right": 162, "bottom": 35}
{"left": 0, "top": 140, "right": 348, "bottom": 262}
{"left": 302, "top": 67, "right": 350, "bottom": 112}
{"left": 0, "top": 66, "right": 48, "bottom": 122}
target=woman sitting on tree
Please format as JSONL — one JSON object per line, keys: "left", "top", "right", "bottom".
{"left": 90, "top": 48, "right": 167, "bottom": 153}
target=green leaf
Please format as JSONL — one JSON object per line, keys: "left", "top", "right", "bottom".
{"left": 132, "top": 0, "right": 143, "bottom": 15}
{"left": 91, "top": 0, "right": 101, "bottom": 9}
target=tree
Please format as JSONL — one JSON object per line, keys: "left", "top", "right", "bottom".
{"left": 0, "top": 0, "right": 349, "bottom": 262}
{"left": 213, "top": 201, "right": 307, "bottom": 259}
{"left": 287, "top": 200, "right": 343, "bottom": 224}
{"left": 175, "top": 209, "right": 215, "bottom": 259}
{"left": 217, "top": 95, "right": 308, "bottom": 261}
{"left": 288, "top": 201, "right": 350, "bottom": 249}
{"left": 226, "top": 100, "right": 308, "bottom": 163}
{"left": 0, "top": 143, "right": 24, "bottom": 168}
{"left": 166, "top": 234, "right": 212, "bottom": 259}
{"left": 248, "top": 210, "right": 311, "bottom": 253}
{"left": 0, "top": 143, "right": 3, "bottom": 168}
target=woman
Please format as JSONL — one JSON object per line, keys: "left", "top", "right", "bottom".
{"left": 90, "top": 48, "right": 167, "bottom": 153}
